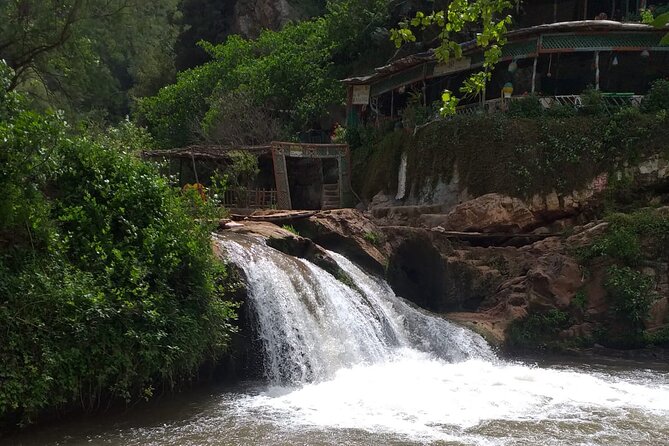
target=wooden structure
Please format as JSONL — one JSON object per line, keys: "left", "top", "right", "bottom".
{"left": 142, "top": 142, "right": 352, "bottom": 211}
{"left": 270, "top": 142, "right": 352, "bottom": 210}
{"left": 343, "top": 20, "right": 669, "bottom": 125}
{"left": 222, "top": 189, "right": 278, "bottom": 208}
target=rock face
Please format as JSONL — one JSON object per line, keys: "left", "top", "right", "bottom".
{"left": 383, "top": 215, "right": 669, "bottom": 351}
{"left": 375, "top": 153, "right": 669, "bottom": 230}
{"left": 421, "top": 193, "right": 539, "bottom": 233}
{"left": 231, "top": 0, "right": 306, "bottom": 37}
{"left": 218, "top": 204, "right": 669, "bottom": 354}
{"left": 292, "top": 209, "right": 390, "bottom": 275}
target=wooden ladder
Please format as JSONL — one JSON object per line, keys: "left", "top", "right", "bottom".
{"left": 321, "top": 183, "right": 340, "bottom": 210}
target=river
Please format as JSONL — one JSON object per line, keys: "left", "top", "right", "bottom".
{"left": 5, "top": 234, "right": 669, "bottom": 445}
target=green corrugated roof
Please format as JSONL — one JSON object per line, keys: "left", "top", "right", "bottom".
{"left": 505, "top": 39, "right": 539, "bottom": 57}
{"left": 471, "top": 39, "right": 538, "bottom": 64}
{"left": 370, "top": 64, "right": 426, "bottom": 97}
{"left": 541, "top": 32, "right": 665, "bottom": 50}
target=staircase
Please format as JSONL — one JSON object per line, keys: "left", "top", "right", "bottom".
{"left": 321, "top": 183, "right": 340, "bottom": 210}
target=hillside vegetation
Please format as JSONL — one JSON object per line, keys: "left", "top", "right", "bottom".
{"left": 0, "top": 64, "right": 237, "bottom": 426}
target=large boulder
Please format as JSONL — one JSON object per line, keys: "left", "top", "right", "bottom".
{"left": 292, "top": 209, "right": 390, "bottom": 275}
{"left": 422, "top": 193, "right": 540, "bottom": 233}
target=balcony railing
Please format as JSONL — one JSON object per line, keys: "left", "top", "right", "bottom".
{"left": 222, "top": 189, "right": 278, "bottom": 209}
{"left": 455, "top": 94, "right": 644, "bottom": 116}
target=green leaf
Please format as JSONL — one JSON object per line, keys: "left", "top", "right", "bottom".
{"left": 651, "top": 11, "right": 669, "bottom": 28}
{"left": 660, "top": 32, "right": 669, "bottom": 46}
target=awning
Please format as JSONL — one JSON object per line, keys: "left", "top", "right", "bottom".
{"left": 540, "top": 32, "right": 669, "bottom": 51}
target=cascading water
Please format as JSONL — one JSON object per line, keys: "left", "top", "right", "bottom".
{"left": 221, "top": 233, "right": 493, "bottom": 384}
{"left": 10, "top": 233, "right": 669, "bottom": 446}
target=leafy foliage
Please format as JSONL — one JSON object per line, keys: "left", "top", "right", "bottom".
{"left": 354, "top": 103, "right": 669, "bottom": 201}
{"left": 578, "top": 210, "right": 669, "bottom": 265}
{"left": 605, "top": 266, "right": 656, "bottom": 332}
{"left": 576, "top": 209, "right": 669, "bottom": 345}
{"left": 507, "top": 309, "right": 573, "bottom": 350}
{"left": 138, "top": 1, "right": 394, "bottom": 148}
{"left": 282, "top": 225, "right": 300, "bottom": 236}
{"left": 641, "top": 79, "right": 669, "bottom": 113}
{"left": 391, "top": 0, "right": 514, "bottom": 114}
{"left": 351, "top": 127, "right": 408, "bottom": 199}
{"left": 0, "top": 64, "right": 237, "bottom": 424}
{"left": 0, "top": 1, "right": 181, "bottom": 119}
{"left": 138, "top": 19, "right": 340, "bottom": 147}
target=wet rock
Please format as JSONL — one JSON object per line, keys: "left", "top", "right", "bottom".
{"left": 292, "top": 209, "right": 390, "bottom": 275}
{"left": 647, "top": 297, "right": 669, "bottom": 330}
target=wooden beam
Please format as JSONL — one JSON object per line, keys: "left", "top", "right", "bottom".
{"left": 595, "top": 51, "right": 601, "bottom": 90}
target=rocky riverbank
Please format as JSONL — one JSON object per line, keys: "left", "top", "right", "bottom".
{"left": 221, "top": 203, "right": 669, "bottom": 356}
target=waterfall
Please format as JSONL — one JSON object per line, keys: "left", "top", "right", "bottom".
{"left": 395, "top": 151, "right": 408, "bottom": 200}
{"left": 219, "top": 233, "right": 494, "bottom": 385}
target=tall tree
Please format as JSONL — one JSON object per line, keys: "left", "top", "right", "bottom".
{"left": 0, "top": 0, "right": 180, "bottom": 119}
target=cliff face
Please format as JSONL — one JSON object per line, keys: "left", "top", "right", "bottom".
{"left": 231, "top": 0, "right": 293, "bottom": 37}
{"left": 176, "top": 0, "right": 324, "bottom": 69}
{"left": 231, "top": 0, "right": 319, "bottom": 37}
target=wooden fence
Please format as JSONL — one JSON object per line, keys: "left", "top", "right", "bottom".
{"left": 222, "top": 189, "right": 278, "bottom": 209}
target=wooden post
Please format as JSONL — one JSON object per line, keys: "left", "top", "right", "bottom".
{"left": 531, "top": 56, "right": 538, "bottom": 93}
{"left": 584, "top": 0, "right": 589, "bottom": 19}
{"left": 178, "top": 159, "right": 183, "bottom": 185}
{"left": 390, "top": 90, "right": 395, "bottom": 119}
{"left": 554, "top": 0, "right": 558, "bottom": 22}
{"left": 611, "top": 0, "right": 615, "bottom": 18}
{"left": 595, "top": 51, "right": 601, "bottom": 90}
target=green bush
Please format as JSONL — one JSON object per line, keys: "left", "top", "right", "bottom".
{"left": 641, "top": 79, "right": 669, "bottom": 113}
{"left": 282, "top": 225, "right": 300, "bottom": 236}
{"left": 363, "top": 231, "right": 382, "bottom": 246}
{"left": 580, "top": 87, "right": 606, "bottom": 115}
{"left": 644, "top": 325, "right": 669, "bottom": 347}
{"left": 507, "top": 309, "right": 573, "bottom": 349}
{"left": 353, "top": 128, "right": 407, "bottom": 199}
{"left": 605, "top": 265, "right": 656, "bottom": 331}
{"left": 0, "top": 64, "right": 237, "bottom": 425}
{"left": 578, "top": 209, "right": 669, "bottom": 265}
{"left": 508, "top": 95, "right": 544, "bottom": 118}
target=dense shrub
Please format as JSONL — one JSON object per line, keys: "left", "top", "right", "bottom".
{"left": 605, "top": 265, "right": 656, "bottom": 332}
{"left": 641, "top": 79, "right": 669, "bottom": 113}
{"left": 507, "top": 309, "right": 573, "bottom": 350}
{"left": 137, "top": 1, "right": 393, "bottom": 148}
{"left": 577, "top": 209, "right": 669, "bottom": 265}
{"left": 579, "top": 87, "right": 607, "bottom": 115}
{"left": 0, "top": 63, "right": 237, "bottom": 425}
{"left": 507, "top": 95, "right": 543, "bottom": 118}
{"left": 576, "top": 209, "right": 669, "bottom": 347}
{"left": 355, "top": 103, "right": 669, "bottom": 202}
{"left": 402, "top": 114, "right": 609, "bottom": 198}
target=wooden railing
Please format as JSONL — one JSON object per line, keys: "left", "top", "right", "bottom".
{"left": 222, "top": 189, "right": 278, "bottom": 209}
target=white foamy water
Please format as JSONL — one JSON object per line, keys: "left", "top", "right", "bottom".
{"left": 235, "top": 350, "right": 669, "bottom": 445}
{"left": 7, "top": 234, "right": 669, "bottom": 446}
{"left": 221, "top": 234, "right": 494, "bottom": 384}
